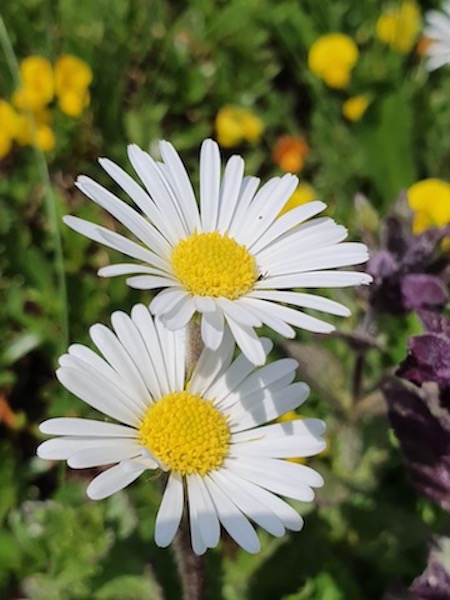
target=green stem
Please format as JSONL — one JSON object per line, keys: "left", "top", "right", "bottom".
{"left": 0, "top": 13, "right": 69, "bottom": 351}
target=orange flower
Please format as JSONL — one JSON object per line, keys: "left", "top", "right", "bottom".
{"left": 272, "top": 135, "right": 309, "bottom": 173}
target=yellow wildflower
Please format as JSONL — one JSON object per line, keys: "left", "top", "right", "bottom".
{"left": 342, "top": 95, "right": 370, "bottom": 122}
{"left": 272, "top": 135, "right": 309, "bottom": 173}
{"left": 54, "top": 55, "right": 93, "bottom": 117}
{"left": 215, "top": 106, "right": 264, "bottom": 147}
{"left": 407, "top": 179, "right": 450, "bottom": 234}
{"left": 279, "top": 183, "right": 317, "bottom": 217}
{"left": 13, "top": 56, "right": 54, "bottom": 112}
{"left": 308, "top": 34, "right": 359, "bottom": 89}
{"left": 0, "top": 100, "right": 19, "bottom": 159}
{"left": 15, "top": 110, "right": 55, "bottom": 152}
{"left": 376, "top": 1, "right": 421, "bottom": 54}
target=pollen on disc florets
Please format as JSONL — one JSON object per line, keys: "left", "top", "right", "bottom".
{"left": 170, "top": 231, "right": 258, "bottom": 299}
{"left": 138, "top": 391, "right": 230, "bottom": 476}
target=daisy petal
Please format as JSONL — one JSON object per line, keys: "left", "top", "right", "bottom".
{"left": 39, "top": 418, "right": 137, "bottom": 437}
{"left": 204, "top": 474, "right": 260, "bottom": 554}
{"left": 210, "top": 469, "right": 285, "bottom": 536}
{"left": 87, "top": 463, "right": 144, "bottom": 500}
{"left": 155, "top": 473, "right": 184, "bottom": 548}
{"left": 224, "top": 317, "right": 267, "bottom": 366}
{"left": 201, "top": 308, "right": 225, "bottom": 351}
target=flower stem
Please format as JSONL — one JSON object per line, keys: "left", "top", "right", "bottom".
{"left": 172, "top": 319, "right": 206, "bottom": 600}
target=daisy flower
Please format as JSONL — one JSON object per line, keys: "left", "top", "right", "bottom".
{"left": 37, "top": 305, "right": 326, "bottom": 555}
{"left": 65, "top": 138, "right": 371, "bottom": 365}
{"left": 423, "top": 2, "right": 450, "bottom": 71}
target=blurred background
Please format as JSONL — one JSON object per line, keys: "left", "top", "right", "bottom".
{"left": 1, "top": 1, "right": 450, "bottom": 598}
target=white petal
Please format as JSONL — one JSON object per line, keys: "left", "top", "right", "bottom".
{"left": 56, "top": 367, "right": 139, "bottom": 427}
{"left": 237, "top": 297, "right": 296, "bottom": 338}
{"left": 68, "top": 443, "right": 142, "bottom": 468}
{"left": 159, "top": 140, "right": 201, "bottom": 232}
{"left": 250, "top": 290, "right": 351, "bottom": 317}
{"left": 160, "top": 296, "right": 196, "bottom": 330}
{"left": 206, "top": 337, "right": 273, "bottom": 403}
{"left": 76, "top": 176, "right": 171, "bottom": 257}
{"left": 63, "top": 216, "right": 161, "bottom": 267}
{"left": 265, "top": 243, "right": 370, "bottom": 275}
{"left": 256, "top": 271, "right": 373, "bottom": 289}
{"left": 98, "top": 264, "right": 169, "bottom": 278}
{"left": 241, "top": 174, "right": 299, "bottom": 249}
{"left": 187, "top": 480, "right": 207, "bottom": 556}
{"left": 86, "top": 463, "right": 144, "bottom": 500}
{"left": 39, "top": 418, "right": 137, "bottom": 437}
{"left": 130, "top": 305, "right": 172, "bottom": 396}
{"left": 150, "top": 288, "right": 190, "bottom": 315}
{"left": 217, "top": 357, "right": 298, "bottom": 412}
{"left": 155, "top": 473, "right": 184, "bottom": 548}
{"left": 228, "top": 382, "right": 310, "bottom": 431}
{"left": 193, "top": 296, "right": 216, "bottom": 313}
{"left": 99, "top": 156, "right": 156, "bottom": 217}
{"left": 199, "top": 139, "right": 221, "bottom": 232}
{"left": 126, "top": 275, "right": 178, "bottom": 290}
{"left": 217, "top": 155, "right": 245, "bottom": 233}
{"left": 226, "top": 457, "right": 316, "bottom": 501}
{"left": 243, "top": 301, "right": 336, "bottom": 334}
{"left": 250, "top": 201, "right": 327, "bottom": 255}
{"left": 127, "top": 145, "right": 188, "bottom": 242}
{"left": 227, "top": 176, "right": 261, "bottom": 238}
{"left": 121, "top": 455, "right": 159, "bottom": 472}
{"left": 200, "top": 308, "right": 225, "bottom": 351}
{"left": 189, "top": 326, "right": 234, "bottom": 396}
{"left": 186, "top": 474, "right": 220, "bottom": 552}
{"left": 37, "top": 436, "right": 137, "bottom": 460}
{"left": 210, "top": 469, "right": 285, "bottom": 536}
{"left": 222, "top": 468, "right": 304, "bottom": 531}
{"left": 216, "top": 297, "right": 262, "bottom": 328}
{"left": 204, "top": 474, "right": 260, "bottom": 553}
{"left": 89, "top": 322, "right": 148, "bottom": 409}
{"left": 224, "top": 317, "right": 267, "bottom": 366}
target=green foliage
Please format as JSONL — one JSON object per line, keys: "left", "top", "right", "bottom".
{"left": 1, "top": 0, "right": 449, "bottom": 598}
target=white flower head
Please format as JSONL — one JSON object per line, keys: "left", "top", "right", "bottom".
{"left": 424, "top": 2, "right": 450, "bottom": 70}
{"left": 37, "top": 305, "right": 326, "bottom": 555}
{"left": 65, "top": 139, "right": 371, "bottom": 365}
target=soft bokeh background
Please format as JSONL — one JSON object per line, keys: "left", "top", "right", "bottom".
{"left": 1, "top": 1, "right": 450, "bottom": 598}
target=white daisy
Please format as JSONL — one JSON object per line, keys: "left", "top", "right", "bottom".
{"left": 37, "top": 305, "right": 326, "bottom": 555}
{"left": 424, "top": 2, "right": 450, "bottom": 71}
{"left": 64, "top": 138, "right": 371, "bottom": 365}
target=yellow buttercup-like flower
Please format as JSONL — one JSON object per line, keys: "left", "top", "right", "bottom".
{"left": 15, "top": 110, "right": 55, "bottom": 152}
{"left": 376, "top": 1, "right": 421, "bottom": 54}
{"left": 13, "top": 56, "right": 54, "bottom": 112}
{"left": 54, "top": 55, "right": 93, "bottom": 117}
{"left": 308, "top": 34, "right": 359, "bottom": 89}
{"left": 215, "top": 106, "right": 264, "bottom": 148}
{"left": 342, "top": 95, "right": 370, "bottom": 122}
{"left": 0, "top": 100, "right": 19, "bottom": 159}
{"left": 407, "top": 179, "right": 450, "bottom": 234}
{"left": 279, "top": 183, "right": 317, "bottom": 217}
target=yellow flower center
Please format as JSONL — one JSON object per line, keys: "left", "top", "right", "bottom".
{"left": 138, "top": 391, "right": 230, "bottom": 476}
{"left": 170, "top": 231, "right": 258, "bottom": 299}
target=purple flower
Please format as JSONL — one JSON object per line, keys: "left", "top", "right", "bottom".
{"left": 384, "top": 378, "right": 450, "bottom": 511}
{"left": 410, "top": 537, "right": 450, "bottom": 600}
